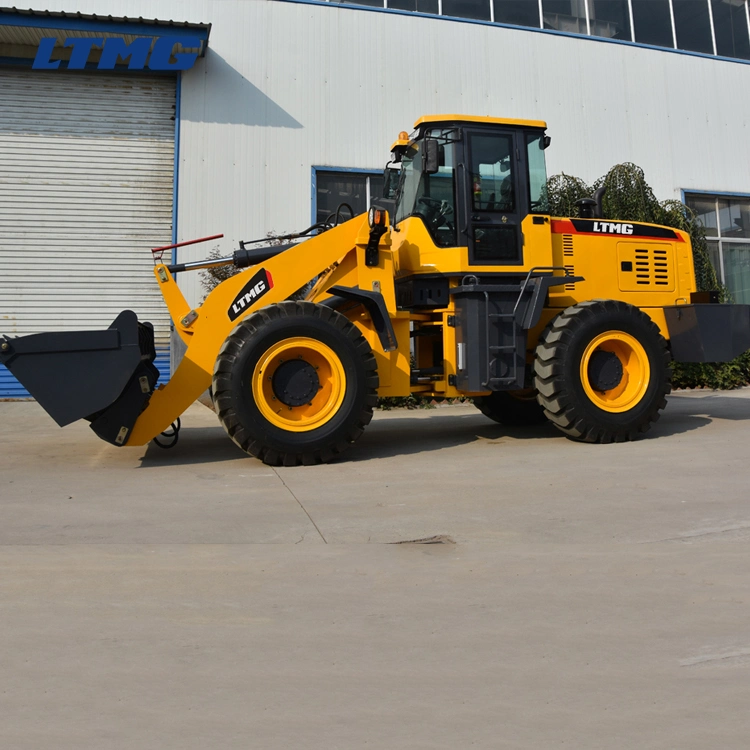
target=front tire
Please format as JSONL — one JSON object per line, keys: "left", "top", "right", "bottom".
{"left": 534, "top": 300, "right": 671, "bottom": 443}
{"left": 213, "top": 301, "right": 379, "bottom": 465}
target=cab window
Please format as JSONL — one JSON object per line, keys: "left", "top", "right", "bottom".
{"left": 526, "top": 133, "right": 550, "bottom": 212}
{"left": 469, "top": 133, "right": 515, "bottom": 213}
{"left": 395, "top": 129, "right": 458, "bottom": 247}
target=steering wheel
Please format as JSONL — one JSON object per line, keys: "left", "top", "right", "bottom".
{"left": 417, "top": 196, "right": 444, "bottom": 209}
{"left": 416, "top": 197, "right": 455, "bottom": 231}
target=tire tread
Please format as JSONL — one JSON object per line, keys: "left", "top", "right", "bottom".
{"left": 212, "top": 301, "right": 378, "bottom": 466}
{"left": 533, "top": 300, "right": 672, "bottom": 443}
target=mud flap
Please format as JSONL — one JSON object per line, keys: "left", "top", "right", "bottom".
{"left": 0, "top": 310, "right": 159, "bottom": 445}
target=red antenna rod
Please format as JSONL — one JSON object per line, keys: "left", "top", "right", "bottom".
{"left": 151, "top": 234, "right": 224, "bottom": 253}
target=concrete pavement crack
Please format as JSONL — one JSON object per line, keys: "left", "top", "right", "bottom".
{"left": 272, "top": 468, "right": 327, "bottom": 544}
{"left": 640, "top": 523, "right": 750, "bottom": 544}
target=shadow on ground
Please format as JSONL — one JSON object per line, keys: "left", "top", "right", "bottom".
{"left": 667, "top": 392, "right": 750, "bottom": 420}
{"left": 134, "top": 393, "right": 750, "bottom": 467}
{"left": 139, "top": 426, "right": 248, "bottom": 468}
{"left": 346, "top": 413, "right": 559, "bottom": 462}
{"left": 648, "top": 392, "right": 750, "bottom": 438}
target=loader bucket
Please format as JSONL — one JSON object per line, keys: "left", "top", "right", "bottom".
{"left": 0, "top": 310, "right": 160, "bottom": 446}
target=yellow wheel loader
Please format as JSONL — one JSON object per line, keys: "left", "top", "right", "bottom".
{"left": 3, "top": 115, "right": 750, "bottom": 465}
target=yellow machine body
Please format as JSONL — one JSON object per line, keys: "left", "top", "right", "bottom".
{"left": 132, "top": 115, "right": 698, "bottom": 443}
{"left": 135, "top": 204, "right": 695, "bottom": 446}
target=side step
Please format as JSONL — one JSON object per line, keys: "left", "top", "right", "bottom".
{"left": 0, "top": 310, "right": 159, "bottom": 446}
{"left": 451, "top": 272, "right": 582, "bottom": 392}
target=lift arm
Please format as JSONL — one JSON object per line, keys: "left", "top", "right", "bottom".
{"left": 127, "top": 215, "right": 377, "bottom": 445}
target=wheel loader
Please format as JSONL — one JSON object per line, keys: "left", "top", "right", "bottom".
{"left": 3, "top": 114, "right": 750, "bottom": 465}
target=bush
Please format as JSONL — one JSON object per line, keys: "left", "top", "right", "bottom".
{"left": 199, "top": 248, "right": 241, "bottom": 300}
{"left": 199, "top": 234, "right": 313, "bottom": 302}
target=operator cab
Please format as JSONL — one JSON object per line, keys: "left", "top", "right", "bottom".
{"left": 383, "top": 115, "right": 551, "bottom": 265}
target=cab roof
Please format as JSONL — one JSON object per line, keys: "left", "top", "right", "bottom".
{"left": 414, "top": 114, "right": 547, "bottom": 129}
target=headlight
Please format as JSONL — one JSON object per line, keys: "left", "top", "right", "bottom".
{"left": 368, "top": 207, "right": 386, "bottom": 229}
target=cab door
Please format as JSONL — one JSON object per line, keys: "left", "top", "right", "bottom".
{"left": 465, "top": 129, "right": 525, "bottom": 265}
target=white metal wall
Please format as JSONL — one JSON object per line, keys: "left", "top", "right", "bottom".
{"left": 15, "top": 0, "right": 750, "bottom": 312}
{"left": 0, "top": 69, "right": 175, "bottom": 395}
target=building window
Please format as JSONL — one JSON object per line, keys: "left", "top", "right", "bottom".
{"left": 389, "top": 0, "right": 439, "bottom": 12}
{"left": 335, "top": 0, "right": 385, "bottom": 6}
{"left": 543, "top": 0, "right": 589, "bottom": 35}
{"left": 587, "top": 0, "right": 632, "bottom": 40}
{"left": 493, "top": 0, "right": 541, "bottom": 27}
{"left": 317, "top": 0, "right": 750, "bottom": 63}
{"left": 686, "top": 192, "right": 750, "bottom": 304}
{"left": 314, "top": 169, "right": 384, "bottom": 226}
{"left": 712, "top": 0, "right": 750, "bottom": 59}
{"left": 442, "top": 0, "right": 492, "bottom": 21}
{"left": 673, "top": 0, "right": 714, "bottom": 53}
{"left": 632, "top": 0, "right": 675, "bottom": 47}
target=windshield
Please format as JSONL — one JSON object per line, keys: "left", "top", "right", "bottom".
{"left": 395, "top": 129, "right": 458, "bottom": 248}
{"left": 526, "top": 133, "right": 550, "bottom": 212}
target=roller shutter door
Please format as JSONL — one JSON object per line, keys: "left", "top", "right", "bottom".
{"left": 0, "top": 69, "right": 175, "bottom": 397}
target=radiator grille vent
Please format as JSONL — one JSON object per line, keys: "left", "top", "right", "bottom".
{"left": 635, "top": 247, "right": 671, "bottom": 286}
{"left": 562, "top": 235, "right": 575, "bottom": 290}
{"left": 654, "top": 247, "right": 670, "bottom": 285}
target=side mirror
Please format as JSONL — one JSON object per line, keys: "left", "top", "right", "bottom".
{"left": 423, "top": 139, "right": 440, "bottom": 174}
{"left": 541, "top": 135, "right": 552, "bottom": 150}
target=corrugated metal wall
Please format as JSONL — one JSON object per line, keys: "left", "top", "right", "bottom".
{"left": 0, "top": 69, "right": 175, "bottom": 396}
{"left": 9, "top": 0, "right": 750, "bottom": 314}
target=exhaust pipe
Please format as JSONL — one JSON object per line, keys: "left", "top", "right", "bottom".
{"left": 0, "top": 310, "right": 159, "bottom": 446}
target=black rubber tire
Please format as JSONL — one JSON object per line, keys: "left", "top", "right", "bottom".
{"left": 474, "top": 390, "right": 548, "bottom": 426}
{"left": 533, "top": 299, "right": 672, "bottom": 443}
{"left": 212, "top": 301, "right": 379, "bottom": 466}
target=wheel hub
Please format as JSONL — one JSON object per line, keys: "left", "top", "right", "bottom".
{"left": 579, "top": 330, "right": 651, "bottom": 413}
{"left": 587, "top": 350, "right": 623, "bottom": 391}
{"left": 272, "top": 359, "right": 320, "bottom": 407}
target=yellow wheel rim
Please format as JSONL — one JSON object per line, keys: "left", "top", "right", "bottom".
{"left": 580, "top": 331, "right": 650, "bottom": 413}
{"left": 252, "top": 337, "right": 346, "bottom": 432}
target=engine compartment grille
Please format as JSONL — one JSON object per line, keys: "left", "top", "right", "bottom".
{"left": 635, "top": 247, "right": 671, "bottom": 286}
{"left": 563, "top": 234, "right": 575, "bottom": 290}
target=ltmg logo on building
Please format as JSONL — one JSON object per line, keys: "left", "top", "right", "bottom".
{"left": 33, "top": 36, "right": 201, "bottom": 71}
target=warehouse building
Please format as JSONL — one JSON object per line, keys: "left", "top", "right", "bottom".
{"left": 1, "top": 0, "right": 749, "bottom": 396}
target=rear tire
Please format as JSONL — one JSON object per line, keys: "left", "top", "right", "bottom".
{"left": 474, "top": 390, "right": 547, "bottom": 426}
{"left": 534, "top": 300, "right": 671, "bottom": 443}
{"left": 213, "top": 301, "right": 379, "bottom": 466}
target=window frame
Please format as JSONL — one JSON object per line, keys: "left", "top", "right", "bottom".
{"left": 684, "top": 189, "right": 750, "bottom": 299}
{"left": 311, "top": 166, "right": 384, "bottom": 227}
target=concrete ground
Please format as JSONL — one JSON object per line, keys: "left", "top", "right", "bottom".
{"left": 1, "top": 390, "right": 750, "bottom": 749}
